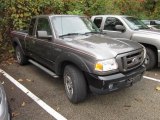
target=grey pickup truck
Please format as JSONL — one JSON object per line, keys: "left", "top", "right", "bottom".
{"left": 11, "top": 15, "right": 146, "bottom": 103}
{"left": 91, "top": 15, "right": 160, "bottom": 70}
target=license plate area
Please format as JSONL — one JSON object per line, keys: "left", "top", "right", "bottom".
{"left": 127, "top": 74, "right": 142, "bottom": 84}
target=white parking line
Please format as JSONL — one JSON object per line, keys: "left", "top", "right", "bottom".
{"left": 0, "top": 69, "right": 67, "bottom": 120}
{"left": 143, "top": 76, "right": 160, "bottom": 83}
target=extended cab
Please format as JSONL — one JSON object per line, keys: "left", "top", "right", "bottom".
{"left": 91, "top": 15, "right": 160, "bottom": 70}
{"left": 11, "top": 15, "right": 146, "bottom": 103}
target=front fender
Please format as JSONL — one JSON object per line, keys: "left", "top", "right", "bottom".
{"left": 131, "top": 33, "right": 160, "bottom": 65}
{"left": 131, "top": 33, "right": 160, "bottom": 49}
{"left": 55, "top": 52, "right": 92, "bottom": 75}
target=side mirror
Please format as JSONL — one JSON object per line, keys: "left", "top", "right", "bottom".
{"left": 37, "top": 31, "right": 52, "bottom": 40}
{"left": 115, "top": 25, "right": 125, "bottom": 32}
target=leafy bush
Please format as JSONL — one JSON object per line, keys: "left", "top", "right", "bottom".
{"left": 1, "top": 0, "right": 160, "bottom": 62}
{"left": 0, "top": 0, "right": 107, "bottom": 61}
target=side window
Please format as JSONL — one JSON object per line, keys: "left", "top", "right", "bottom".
{"left": 28, "top": 18, "right": 36, "bottom": 35}
{"left": 93, "top": 17, "right": 102, "bottom": 28}
{"left": 37, "top": 18, "right": 52, "bottom": 36}
{"left": 104, "top": 17, "right": 123, "bottom": 31}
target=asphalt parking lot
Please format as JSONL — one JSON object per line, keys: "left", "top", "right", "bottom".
{"left": 0, "top": 61, "right": 160, "bottom": 120}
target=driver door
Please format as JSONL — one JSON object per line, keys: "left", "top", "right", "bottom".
{"left": 33, "top": 17, "right": 55, "bottom": 69}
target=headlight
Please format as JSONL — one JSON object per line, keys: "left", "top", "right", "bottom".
{"left": 95, "top": 59, "right": 118, "bottom": 72}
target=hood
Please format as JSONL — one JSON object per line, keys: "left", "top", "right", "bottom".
{"left": 135, "top": 29, "right": 160, "bottom": 36}
{"left": 63, "top": 34, "right": 142, "bottom": 60}
{"left": 133, "top": 29, "right": 160, "bottom": 42}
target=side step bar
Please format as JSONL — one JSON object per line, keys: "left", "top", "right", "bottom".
{"left": 28, "top": 59, "right": 59, "bottom": 78}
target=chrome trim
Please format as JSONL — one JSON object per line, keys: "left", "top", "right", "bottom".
{"left": 29, "top": 59, "right": 59, "bottom": 78}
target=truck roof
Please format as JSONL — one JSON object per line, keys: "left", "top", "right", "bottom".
{"left": 33, "top": 14, "right": 83, "bottom": 18}
{"left": 92, "top": 15, "right": 131, "bottom": 18}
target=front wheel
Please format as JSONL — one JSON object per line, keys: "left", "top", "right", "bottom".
{"left": 145, "top": 47, "right": 156, "bottom": 70}
{"left": 63, "top": 65, "right": 87, "bottom": 103}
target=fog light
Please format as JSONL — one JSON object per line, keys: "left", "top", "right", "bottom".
{"left": 109, "top": 84, "right": 113, "bottom": 89}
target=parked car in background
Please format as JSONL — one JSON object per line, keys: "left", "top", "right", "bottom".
{"left": 91, "top": 15, "right": 160, "bottom": 70}
{"left": 11, "top": 15, "right": 146, "bottom": 103}
{"left": 0, "top": 83, "right": 10, "bottom": 120}
{"left": 142, "top": 20, "right": 160, "bottom": 30}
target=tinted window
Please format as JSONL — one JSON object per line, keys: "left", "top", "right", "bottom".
{"left": 93, "top": 17, "right": 102, "bottom": 28}
{"left": 104, "top": 17, "right": 123, "bottom": 31}
{"left": 37, "top": 18, "right": 52, "bottom": 35}
{"left": 28, "top": 18, "right": 36, "bottom": 35}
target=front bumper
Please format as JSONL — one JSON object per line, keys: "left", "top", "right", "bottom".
{"left": 86, "top": 65, "right": 146, "bottom": 94}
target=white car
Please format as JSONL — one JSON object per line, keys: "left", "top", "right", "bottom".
{"left": 0, "top": 83, "right": 10, "bottom": 120}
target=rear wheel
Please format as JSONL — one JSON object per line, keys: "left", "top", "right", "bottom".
{"left": 63, "top": 65, "right": 87, "bottom": 103}
{"left": 145, "top": 47, "right": 156, "bottom": 70}
{"left": 15, "top": 46, "right": 28, "bottom": 65}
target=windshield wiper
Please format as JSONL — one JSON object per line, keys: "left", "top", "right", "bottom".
{"left": 59, "top": 32, "right": 101, "bottom": 37}
{"left": 134, "top": 28, "right": 140, "bottom": 30}
{"left": 135, "top": 27, "right": 149, "bottom": 30}
{"left": 59, "top": 33, "right": 82, "bottom": 37}
{"left": 84, "top": 31, "right": 101, "bottom": 34}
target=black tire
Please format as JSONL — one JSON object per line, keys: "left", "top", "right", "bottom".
{"left": 15, "top": 46, "right": 28, "bottom": 65}
{"left": 145, "top": 47, "right": 156, "bottom": 70}
{"left": 63, "top": 65, "right": 87, "bottom": 103}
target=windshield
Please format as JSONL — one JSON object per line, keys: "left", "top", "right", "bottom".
{"left": 141, "top": 20, "right": 150, "bottom": 25}
{"left": 123, "top": 17, "right": 149, "bottom": 30}
{"left": 52, "top": 16, "right": 100, "bottom": 37}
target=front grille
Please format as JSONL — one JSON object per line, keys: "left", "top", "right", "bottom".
{"left": 117, "top": 49, "right": 144, "bottom": 72}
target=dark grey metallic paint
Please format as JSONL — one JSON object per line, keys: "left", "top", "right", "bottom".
{"left": 11, "top": 15, "right": 145, "bottom": 94}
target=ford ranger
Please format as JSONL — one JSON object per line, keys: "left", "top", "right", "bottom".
{"left": 91, "top": 15, "right": 160, "bottom": 70}
{"left": 11, "top": 15, "right": 146, "bottom": 103}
